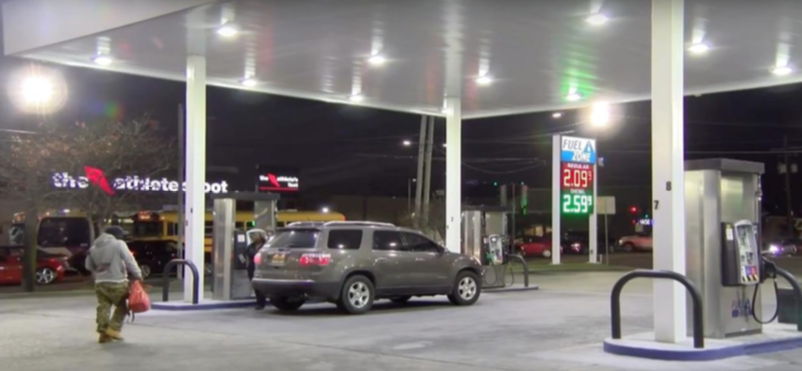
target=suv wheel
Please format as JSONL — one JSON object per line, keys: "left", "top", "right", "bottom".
{"left": 270, "top": 296, "right": 305, "bottom": 312}
{"left": 390, "top": 296, "right": 411, "bottom": 304}
{"left": 339, "top": 275, "right": 375, "bottom": 314}
{"left": 139, "top": 263, "right": 152, "bottom": 280}
{"left": 448, "top": 271, "right": 481, "bottom": 306}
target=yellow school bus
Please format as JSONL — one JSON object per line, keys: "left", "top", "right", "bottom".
{"left": 130, "top": 209, "right": 345, "bottom": 252}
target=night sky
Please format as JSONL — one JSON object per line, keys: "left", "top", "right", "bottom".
{"left": 1, "top": 51, "right": 801, "bottom": 220}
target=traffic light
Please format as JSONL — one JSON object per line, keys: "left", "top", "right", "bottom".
{"left": 630, "top": 206, "right": 638, "bottom": 214}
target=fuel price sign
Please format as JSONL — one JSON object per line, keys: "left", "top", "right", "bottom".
{"left": 560, "top": 137, "right": 596, "bottom": 215}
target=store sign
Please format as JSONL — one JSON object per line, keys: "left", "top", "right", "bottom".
{"left": 560, "top": 137, "right": 596, "bottom": 215}
{"left": 52, "top": 168, "right": 229, "bottom": 195}
{"left": 561, "top": 136, "right": 596, "bottom": 164}
{"left": 257, "top": 173, "right": 299, "bottom": 192}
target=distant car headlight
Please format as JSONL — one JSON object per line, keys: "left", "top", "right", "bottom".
{"left": 571, "top": 243, "right": 581, "bottom": 248}
{"left": 769, "top": 245, "right": 780, "bottom": 254}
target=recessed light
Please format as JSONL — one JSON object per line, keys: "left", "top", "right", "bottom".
{"left": 92, "top": 55, "right": 113, "bottom": 66}
{"left": 590, "top": 102, "right": 611, "bottom": 127}
{"left": 688, "top": 43, "right": 710, "bottom": 55}
{"left": 349, "top": 94, "right": 364, "bottom": 102}
{"left": 772, "top": 65, "right": 794, "bottom": 76}
{"left": 476, "top": 75, "right": 493, "bottom": 85}
{"left": 552, "top": 112, "right": 563, "bottom": 118}
{"left": 217, "top": 24, "right": 238, "bottom": 37}
{"left": 240, "top": 78, "right": 257, "bottom": 87}
{"left": 368, "top": 55, "right": 386, "bottom": 66}
{"left": 586, "top": 13, "right": 609, "bottom": 26}
{"left": 566, "top": 92, "right": 582, "bottom": 102}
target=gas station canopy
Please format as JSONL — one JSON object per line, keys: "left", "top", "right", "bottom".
{"left": 5, "top": 0, "right": 802, "bottom": 119}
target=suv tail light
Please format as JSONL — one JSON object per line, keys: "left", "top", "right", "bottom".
{"left": 254, "top": 253, "right": 263, "bottom": 265}
{"left": 299, "top": 253, "right": 331, "bottom": 266}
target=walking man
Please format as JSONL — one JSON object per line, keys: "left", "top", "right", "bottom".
{"left": 85, "top": 226, "right": 142, "bottom": 343}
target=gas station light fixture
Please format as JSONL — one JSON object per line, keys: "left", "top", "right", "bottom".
{"left": 552, "top": 112, "right": 563, "bottom": 118}
{"left": 688, "top": 43, "right": 710, "bottom": 55}
{"left": 349, "top": 94, "right": 364, "bottom": 103}
{"left": 240, "top": 77, "right": 258, "bottom": 87}
{"left": 476, "top": 75, "right": 493, "bottom": 86}
{"left": 586, "top": 13, "right": 609, "bottom": 26}
{"left": 91, "top": 54, "right": 113, "bottom": 66}
{"left": 566, "top": 91, "right": 582, "bottom": 102}
{"left": 368, "top": 54, "right": 386, "bottom": 66}
{"left": 772, "top": 65, "right": 794, "bottom": 76}
{"left": 216, "top": 23, "right": 239, "bottom": 37}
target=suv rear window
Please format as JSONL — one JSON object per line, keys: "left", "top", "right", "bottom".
{"left": 267, "top": 229, "right": 319, "bottom": 248}
{"left": 327, "top": 230, "right": 363, "bottom": 250}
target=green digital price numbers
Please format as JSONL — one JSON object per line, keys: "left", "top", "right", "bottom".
{"left": 561, "top": 191, "right": 594, "bottom": 214}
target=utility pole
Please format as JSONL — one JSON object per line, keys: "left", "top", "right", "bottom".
{"left": 422, "top": 116, "right": 434, "bottom": 227}
{"left": 784, "top": 135, "right": 795, "bottom": 238}
{"left": 414, "top": 116, "right": 427, "bottom": 226}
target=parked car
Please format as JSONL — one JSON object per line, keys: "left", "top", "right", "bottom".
{"left": 618, "top": 233, "right": 653, "bottom": 252}
{"left": 251, "top": 221, "right": 482, "bottom": 314}
{"left": 126, "top": 240, "right": 179, "bottom": 279}
{"left": 516, "top": 236, "right": 562, "bottom": 258}
{"left": 0, "top": 247, "right": 68, "bottom": 285}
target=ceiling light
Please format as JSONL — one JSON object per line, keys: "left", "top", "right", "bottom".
{"left": 368, "top": 55, "right": 386, "bottom": 66}
{"left": 552, "top": 112, "right": 563, "bottom": 118}
{"left": 772, "top": 65, "right": 794, "bottom": 76}
{"left": 586, "top": 13, "right": 609, "bottom": 26}
{"left": 566, "top": 92, "right": 582, "bottom": 102}
{"left": 92, "top": 55, "right": 113, "bottom": 66}
{"left": 688, "top": 43, "right": 710, "bottom": 55}
{"left": 216, "top": 24, "right": 238, "bottom": 37}
{"left": 349, "top": 94, "right": 364, "bottom": 103}
{"left": 476, "top": 75, "right": 493, "bottom": 85}
{"left": 240, "top": 77, "right": 257, "bottom": 87}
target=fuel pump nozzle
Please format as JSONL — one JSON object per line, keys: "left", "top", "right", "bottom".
{"left": 751, "top": 254, "right": 780, "bottom": 324}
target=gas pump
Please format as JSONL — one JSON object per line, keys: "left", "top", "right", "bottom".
{"left": 211, "top": 193, "right": 278, "bottom": 301}
{"left": 682, "top": 159, "right": 802, "bottom": 338}
{"left": 485, "top": 234, "right": 504, "bottom": 266}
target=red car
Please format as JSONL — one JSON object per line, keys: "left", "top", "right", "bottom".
{"left": 0, "top": 248, "right": 68, "bottom": 285}
{"left": 516, "top": 236, "right": 563, "bottom": 258}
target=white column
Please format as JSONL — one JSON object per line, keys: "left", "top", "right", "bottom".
{"left": 652, "top": 0, "right": 686, "bottom": 343}
{"left": 551, "top": 135, "right": 561, "bottom": 265}
{"left": 185, "top": 55, "right": 206, "bottom": 303}
{"left": 445, "top": 97, "right": 461, "bottom": 252}
{"left": 589, "top": 163, "right": 598, "bottom": 263}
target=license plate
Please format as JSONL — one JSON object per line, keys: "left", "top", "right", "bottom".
{"left": 272, "top": 253, "right": 286, "bottom": 265}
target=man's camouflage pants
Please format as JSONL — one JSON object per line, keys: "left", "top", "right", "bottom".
{"left": 95, "top": 282, "right": 129, "bottom": 333}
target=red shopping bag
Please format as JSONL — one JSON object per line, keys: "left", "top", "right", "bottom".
{"left": 128, "top": 280, "right": 151, "bottom": 313}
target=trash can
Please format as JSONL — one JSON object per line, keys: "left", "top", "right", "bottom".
{"left": 778, "top": 288, "right": 799, "bottom": 325}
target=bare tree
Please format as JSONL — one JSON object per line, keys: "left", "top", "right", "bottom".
{"left": 0, "top": 116, "right": 174, "bottom": 291}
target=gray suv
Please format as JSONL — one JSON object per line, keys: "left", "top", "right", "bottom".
{"left": 251, "top": 221, "right": 482, "bottom": 314}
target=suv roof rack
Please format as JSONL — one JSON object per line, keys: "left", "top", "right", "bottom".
{"left": 285, "top": 221, "right": 326, "bottom": 227}
{"left": 323, "top": 221, "right": 395, "bottom": 228}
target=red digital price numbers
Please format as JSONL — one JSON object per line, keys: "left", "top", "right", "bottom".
{"left": 561, "top": 162, "right": 593, "bottom": 189}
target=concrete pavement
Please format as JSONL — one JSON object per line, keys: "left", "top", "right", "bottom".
{"left": 1, "top": 272, "right": 800, "bottom": 371}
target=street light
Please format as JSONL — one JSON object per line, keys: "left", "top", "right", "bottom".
{"left": 590, "top": 102, "right": 611, "bottom": 127}
{"left": 8, "top": 66, "right": 68, "bottom": 115}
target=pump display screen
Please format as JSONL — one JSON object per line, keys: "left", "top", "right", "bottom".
{"left": 559, "top": 136, "right": 596, "bottom": 215}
